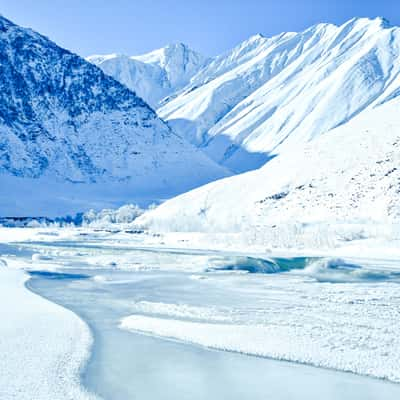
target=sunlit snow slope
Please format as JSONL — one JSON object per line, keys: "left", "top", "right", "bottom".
{"left": 0, "top": 16, "right": 228, "bottom": 216}
{"left": 87, "top": 43, "right": 209, "bottom": 108}
{"left": 158, "top": 17, "right": 400, "bottom": 172}
{"left": 138, "top": 95, "right": 400, "bottom": 233}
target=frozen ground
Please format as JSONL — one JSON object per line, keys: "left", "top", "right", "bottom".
{"left": 1, "top": 226, "right": 400, "bottom": 398}
{"left": 0, "top": 246, "right": 97, "bottom": 399}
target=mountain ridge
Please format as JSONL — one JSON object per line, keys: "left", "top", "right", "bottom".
{"left": 0, "top": 15, "right": 229, "bottom": 215}
{"left": 87, "top": 43, "right": 209, "bottom": 107}
{"left": 87, "top": 17, "right": 399, "bottom": 173}
{"left": 157, "top": 17, "right": 400, "bottom": 172}
{"left": 135, "top": 17, "right": 400, "bottom": 240}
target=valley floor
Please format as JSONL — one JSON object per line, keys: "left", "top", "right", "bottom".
{"left": 1, "top": 227, "right": 400, "bottom": 399}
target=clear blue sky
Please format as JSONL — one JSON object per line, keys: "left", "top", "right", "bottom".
{"left": 1, "top": 0, "right": 399, "bottom": 57}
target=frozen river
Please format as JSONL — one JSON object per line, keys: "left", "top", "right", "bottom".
{"left": 24, "top": 243, "right": 400, "bottom": 400}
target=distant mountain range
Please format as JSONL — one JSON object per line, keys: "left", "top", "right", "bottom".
{"left": 93, "top": 17, "right": 400, "bottom": 174}
{"left": 157, "top": 17, "right": 400, "bottom": 172}
{"left": 2, "top": 14, "right": 400, "bottom": 228}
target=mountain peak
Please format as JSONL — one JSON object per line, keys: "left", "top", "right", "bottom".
{"left": 228, "top": 33, "right": 268, "bottom": 56}
{"left": 88, "top": 41, "right": 209, "bottom": 107}
{"left": 133, "top": 42, "right": 206, "bottom": 66}
{"left": 375, "top": 16, "right": 392, "bottom": 28}
{"left": 250, "top": 33, "right": 266, "bottom": 40}
{"left": 164, "top": 42, "right": 193, "bottom": 52}
{"left": 86, "top": 53, "right": 124, "bottom": 63}
{"left": 0, "top": 14, "right": 15, "bottom": 30}
{"left": 344, "top": 16, "right": 392, "bottom": 30}
{"left": 243, "top": 33, "right": 267, "bottom": 45}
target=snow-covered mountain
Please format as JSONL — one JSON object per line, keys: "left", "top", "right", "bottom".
{"left": 158, "top": 17, "right": 400, "bottom": 172}
{"left": 88, "top": 18, "right": 400, "bottom": 174}
{"left": 138, "top": 90, "right": 400, "bottom": 238}
{"left": 0, "top": 16, "right": 228, "bottom": 216}
{"left": 87, "top": 43, "right": 209, "bottom": 107}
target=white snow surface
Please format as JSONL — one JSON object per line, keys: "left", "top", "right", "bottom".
{"left": 138, "top": 94, "right": 400, "bottom": 246}
{"left": 0, "top": 263, "right": 98, "bottom": 399}
{"left": 121, "top": 287, "right": 400, "bottom": 382}
{"left": 87, "top": 43, "right": 209, "bottom": 107}
{"left": 157, "top": 17, "right": 400, "bottom": 172}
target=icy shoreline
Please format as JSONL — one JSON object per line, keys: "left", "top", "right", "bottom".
{"left": 0, "top": 263, "right": 98, "bottom": 399}
{"left": 120, "top": 312, "right": 400, "bottom": 383}
{"left": 2, "top": 226, "right": 400, "bottom": 395}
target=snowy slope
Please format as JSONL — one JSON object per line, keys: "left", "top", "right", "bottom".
{"left": 0, "top": 16, "right": 228, "bottom": 216}
{"left": 138, "top": 95, "right": 400, "bottom": 236}
{"left": 87, "top": 43, "right": 209, "bottom": 107}
{"left": 158, "top": 17, "right": 400, "bottom": 172}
